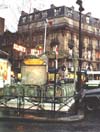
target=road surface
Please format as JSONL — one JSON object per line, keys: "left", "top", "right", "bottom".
{"left": 0, "top": 110, "right": 100, "bottom": 132}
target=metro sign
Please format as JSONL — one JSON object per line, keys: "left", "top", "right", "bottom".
{"left": 13, "top": 43, "right": 26, "bottom": 53}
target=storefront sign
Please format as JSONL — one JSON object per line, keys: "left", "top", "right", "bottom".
{"left": 13, "top": 43, "right": 26, "bottom": 52}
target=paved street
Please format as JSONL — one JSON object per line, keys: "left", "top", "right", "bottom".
{"left": 0, "top": 110, "right": 100, "bottom": 132}
{"left": 0, "top": 83, "right": 100, "bottom": 132}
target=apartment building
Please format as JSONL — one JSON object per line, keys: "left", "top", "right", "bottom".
{"left": 0, "top": 17, "right": 4, "bottom": 35}
{"left": 1, "top": 5, "right": 100, "bottom": 72}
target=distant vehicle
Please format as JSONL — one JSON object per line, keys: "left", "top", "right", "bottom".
{"left": 80, "top": 71, "right": 100, "bottom": 111}
{"left": 86, "top": 71, "right": 100, "bottom": 82}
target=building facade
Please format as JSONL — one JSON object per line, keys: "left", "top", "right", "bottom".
{"left": 0, "top": 5, "right": 100, "bottom": 73}
{"left": 0, "top": 17, "right": 4, "bottom": 35}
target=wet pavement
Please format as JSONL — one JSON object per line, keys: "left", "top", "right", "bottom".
{"left": 0, "top": 107, "right": 84, "bottom": 123}
{"left": 0, "top": 110, "right": 100, "bottom": 132}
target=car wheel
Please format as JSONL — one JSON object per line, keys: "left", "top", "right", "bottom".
{"left": 86, "top": 105, "right": 95, "bottom": 111}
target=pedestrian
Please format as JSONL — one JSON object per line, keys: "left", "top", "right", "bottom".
{"left": 11, "top": 75, "right": 15, "bottom": 84}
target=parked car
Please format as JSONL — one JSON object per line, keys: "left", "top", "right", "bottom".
{"left": 80, "top": 80, "right": 100, "bottom": 111}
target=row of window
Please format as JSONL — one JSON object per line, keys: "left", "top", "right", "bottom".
{"left": 19, "top": 6, "right": 100, "bottom": 28}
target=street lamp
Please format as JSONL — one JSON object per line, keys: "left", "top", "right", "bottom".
{"left": 76, "top": 0, "right": 84, "bottom": 91}
{"left": 43, "top": 19, "right": 48, "bottom": 53}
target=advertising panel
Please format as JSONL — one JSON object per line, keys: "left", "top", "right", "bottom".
{"left": 0, "top": 59, "right": 11, "bottom": 88}
{"left": 21, "top": 65, "right": 47, "bottom": 85}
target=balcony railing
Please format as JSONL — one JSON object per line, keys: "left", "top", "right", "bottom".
{"left": 19, "top": 6, "right": 100, "bottom": 29}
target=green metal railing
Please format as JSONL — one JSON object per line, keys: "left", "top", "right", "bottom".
{"left": 0, "top": 83, "right": 75, "bottom": 112}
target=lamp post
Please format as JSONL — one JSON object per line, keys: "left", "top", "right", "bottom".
{"left": 43, "top": 19, "right": 48, "bottom": 53}
{"left": 76, "top": 0, "right": 84, "bottom": 91}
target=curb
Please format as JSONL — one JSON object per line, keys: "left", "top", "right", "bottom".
{"left": 0, "top": 112, "right": 85, "bottom": 123}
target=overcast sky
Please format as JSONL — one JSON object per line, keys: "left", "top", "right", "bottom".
{"left": 0, "top": 0, "right": 99, "bottom": 33}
